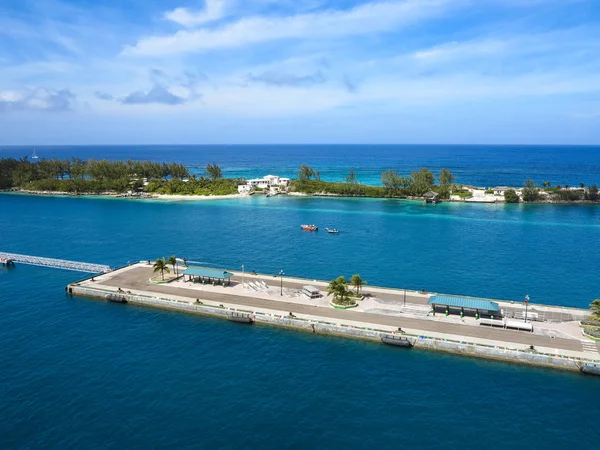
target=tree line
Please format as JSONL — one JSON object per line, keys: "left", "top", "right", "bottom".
{"left": 0, "top": 157, "right": 237, "bottom": 195}
{"left": 293, "top": 165, "right": 455, "bottom": 198}
{"left": 0, "top": 157, "right": 190, "bottom": 189}
{"left": 504, "top": 178, "right": 599, "bottom": 203}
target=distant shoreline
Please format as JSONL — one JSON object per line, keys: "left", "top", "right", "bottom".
{"left": 0, "top": 189, "right": 243, "bottom": 202}
{"left": 2, "top": 188, "right": 599, "bottom": 206}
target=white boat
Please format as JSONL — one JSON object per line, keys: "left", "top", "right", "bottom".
{"left": 32, "top": 149, "right": 39, "bottom": 159}
{"left": 325, "top": 227, "right": 340, "bottom": 234}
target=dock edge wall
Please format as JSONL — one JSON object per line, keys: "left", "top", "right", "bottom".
{"left": 69, "top": 284, "right": 593, "bottom": 374}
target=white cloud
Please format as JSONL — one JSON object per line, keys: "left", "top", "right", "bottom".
{"left": 0, "top": 87, "right": 76, "bottom": 112}
{"left": 414, "top": 39, "right": 507, "bottom": 60}
{"left": 165, "top": 0, "right": 228, "bottom": 27}
{"left": 124, "top": 0, "right": 461, "bottom": 56}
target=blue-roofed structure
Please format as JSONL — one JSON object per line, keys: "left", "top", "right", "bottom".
{"left": 183, "top": 266, "right": 234, "bottom": 285}
{"left": 428, "top": 295, "right": 499, "bottom": 317}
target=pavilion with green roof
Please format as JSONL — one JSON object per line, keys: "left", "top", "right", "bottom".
{"left": 428, "top": 295, "right": 500, "bottom": 318}
{"left": 183, "top": 267, "right": 234, "bottom": 286}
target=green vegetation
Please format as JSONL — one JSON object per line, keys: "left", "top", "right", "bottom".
{"left": 437, "top": 168, "right": 455, "bottom": 199}
{"left": 146, "top": 177, "right": 240, "bottom": 196}
{"left": 206, "top": 163, "right": 222, "bottom": 180}
{"left": 585, "top": 184, "right": 599, "bottom": 201}
{"left": 584, "top": 328, "right": 600, "bottom": 339}
{"left": 453, "top": 189, "right": 472, "bottom": 199}
{"left": 555, "top": 188, "right": 583, "bottom": 201}
{"left": 327, "top": 276, "right": 353, "bottom": 306}
{"left": 0, "top": 158, "right": 239, "bottom": 196}
{"left": 346, "top": 169, "right": 357, "bottom": 184}
{"left": 290, "top": 179, "right": 385, "bottom": 197}
{"left": 590, "top": 299, "right": 600, "bottom": 320}
{"left": 504, "top": 189, "right": 520, "bottom": 203}
{"left": 153, "top": 258, "right": 170, "bottom": 281}
{"left": 522, "top": 178, "right": 540, "bottom": 202}
{"left": 298, "top": 164, "right": 320, "bottom": 181}
{"left": 351, "top": 274, "right": 366, "bottom": 295}
{"left": 167, "top": 255, "right": 178, "bottom": 276}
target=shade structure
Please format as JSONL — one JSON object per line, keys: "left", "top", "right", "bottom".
{"left": 183, "top": 267, "right": 233, "bottom": 280}
{"left": 428, "top": 295, "right": 499, "bottom": 312}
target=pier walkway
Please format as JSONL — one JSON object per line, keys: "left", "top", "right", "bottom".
{"left": 0, "top": 251, "right": 111, "bottom": 274}
{"left": 95, "top": 265, "right": 591, "bottom": 354}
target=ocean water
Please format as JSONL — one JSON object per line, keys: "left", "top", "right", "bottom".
{"left": 1, "top": 145, "right": 600, "bottom": 448}
{"left": 2, "top": 144, "right": 600, "bottom": 187}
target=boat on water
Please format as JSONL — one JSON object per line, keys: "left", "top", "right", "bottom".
{"left": 301, "top": 224, "right": 318, "bottom": 231}
{"left": 31, "top": 149, "right": 39, "bottom": 159}
{"left": 381, "top": 334, "right": 413, "bottom": 348}
{"left": 580, "top": 363, "right": 600, "bottom": 376}
{"left": 325, "top": 227, "right": 340, "bottom": 234}
{"left": 226, "top": 312, "right": 254, "bottom": 324}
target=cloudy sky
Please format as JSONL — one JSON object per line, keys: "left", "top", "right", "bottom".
{"left": 1, "top": 0, "right": 599, "bottom": 144}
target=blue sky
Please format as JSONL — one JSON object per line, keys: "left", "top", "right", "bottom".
{"left": 1, "top": 0, "right": 599, "bottom": 144}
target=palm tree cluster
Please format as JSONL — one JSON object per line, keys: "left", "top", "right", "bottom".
{"left": 153, "top": 255, "right": 179, "bottom": 281}
{"left": 328, "top": 274, "right": 367, "bottom": 305}
{"left": 328, "top": 276, "right": 351, "bottom": 304}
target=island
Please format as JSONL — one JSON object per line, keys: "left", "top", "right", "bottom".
{"left": 0, "top": 157, "right": 598, "bottom": 204}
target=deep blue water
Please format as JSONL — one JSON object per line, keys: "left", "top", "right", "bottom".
{"left": 2, "top": 145, "right": 600, "bottom": 448}
{"left": 2, "top": 144, "right": 600, "bottom": 187}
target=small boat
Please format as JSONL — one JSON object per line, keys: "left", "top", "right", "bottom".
{"left": 106, "top": 294, "right": 127, "bottom": 304}
{"left": 381, "top": 334, "right": 413, "bottom": 348}
{"left": 325, "top": 228, "right": 339, "bottom": 234}
{"left": 226, "top": 312, "right": 254, "bottom": 324}
{"left": 301, "top": 224, "right": 318, "bottom": 231}
{"left": 580, "top": 364, "right": 600, "bottom": 376}
{"left": 32, "top": 149, "right": 39, "bottom": 159}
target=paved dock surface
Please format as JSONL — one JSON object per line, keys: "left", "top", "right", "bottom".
{"left": 100, "top": 266, "right": 586, "bottom": 353}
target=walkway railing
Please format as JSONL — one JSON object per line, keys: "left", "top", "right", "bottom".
{"left": 0, "top": 252, "right": 111, "bottom": 274}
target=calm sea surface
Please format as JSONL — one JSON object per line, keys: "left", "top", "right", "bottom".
{"left": 2, "top": 144, "right": 600, "bottom": 186}
{"left": 1, "top": 145, "right": 600, "bottom": 448}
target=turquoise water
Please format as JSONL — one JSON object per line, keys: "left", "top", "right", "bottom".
{"left": 2, "top": 144, "right": 600, "bottom": 448}
{"left": 2, "top": 194, "right": 599, "bottom": 306}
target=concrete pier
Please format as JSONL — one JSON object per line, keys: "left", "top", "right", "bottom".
{"left": 67, "top": 262, "right": 600, "bottom": 374}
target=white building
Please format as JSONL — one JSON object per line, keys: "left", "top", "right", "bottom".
{"left": 238, "top": 175, "right": 290, "bottom": 194}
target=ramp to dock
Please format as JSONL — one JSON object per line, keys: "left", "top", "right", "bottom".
{"left": 0, "top": 251, "right": 111, "bottom": 274}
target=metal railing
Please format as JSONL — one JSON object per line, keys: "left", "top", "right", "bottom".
{"left": 0, "top": 251, "right": 111, "bottom": 274}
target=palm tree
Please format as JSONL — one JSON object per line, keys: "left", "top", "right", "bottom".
{"left": 167, "top": 255, "right": 178, "bottom": 276}
{"left": 351, "top": 274, "right": 367, "bottom": 295}
{"left": 590, "top": 299, "right": 600, "bottom": 320}
{"left": 327, "top": 276, "right": 350, "bottom": 304}
{"left": 153, "top": 257, "right": 170, "bottom": 281}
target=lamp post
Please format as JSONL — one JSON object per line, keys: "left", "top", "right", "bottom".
{"left": 242, "top": 264, "right": 244, "bottom": 287}
{"left": 524, "top": 295, "right": 530, "bottom": 323}
{"left": 404, "top": 287, "right": 406, "bottom": 307}
{"left": 279, "top": 270, "right": 285, "bottom": 296}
